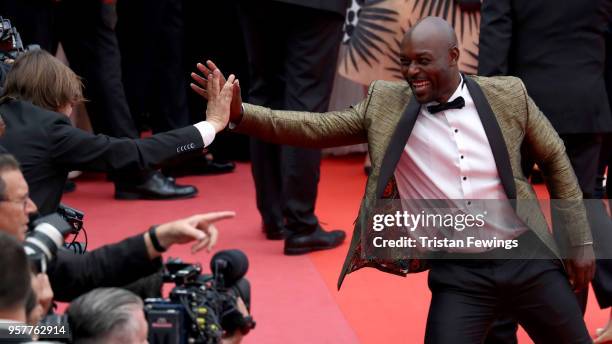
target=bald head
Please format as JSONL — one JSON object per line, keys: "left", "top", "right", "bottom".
{"left": 406, "top": 16, "right": 458, "bottom": 49}
{"left": 399, "top": 17, "right": 461, "bottom": 104}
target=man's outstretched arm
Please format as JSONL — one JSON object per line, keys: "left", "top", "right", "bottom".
{"left": 520, "top": 80, "right": 594, "bottom": 292}
{"left": 49, "top": 211, "right": 234, "bottom": 301}
{"left": 193, "top": 60, "right": 370, "bottom": 149}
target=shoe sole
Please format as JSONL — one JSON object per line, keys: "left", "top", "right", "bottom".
{"left": 266, "top": 233, "right": 286, "bottom": 240}
{"left": 284, "top": 242, "right": 343, "bottom": 255}
{"left": 164, "top": 169, "right": 235, "bottom": 178}
{"left": 114, "top": 191, "right": 198, "bottom": 200}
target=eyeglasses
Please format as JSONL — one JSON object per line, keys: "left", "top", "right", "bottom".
{"left": 0, "top": 196, "right": 30, "bottom": 212}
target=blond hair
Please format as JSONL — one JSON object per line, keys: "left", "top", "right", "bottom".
{"left": 2, "top": 50, "right": 84, "bottom": 111}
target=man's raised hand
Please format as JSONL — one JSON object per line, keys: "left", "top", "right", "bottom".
{"left": 191, "top": 60, "right": 243, "bottom": 128}
{"left": 203, "top": 69, "right": 236, "bottom": 133}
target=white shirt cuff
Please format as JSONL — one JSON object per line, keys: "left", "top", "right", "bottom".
{"left": 193, "top": 121, "right": 216, "bottom": 147}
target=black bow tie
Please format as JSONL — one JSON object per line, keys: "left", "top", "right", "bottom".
{"left": 427, "top": 96, "right": 465, "bottom": 114}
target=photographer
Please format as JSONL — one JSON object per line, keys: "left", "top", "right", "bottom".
{"left": 68, "top": 288, "right": 247, "bottom": 344}
{"left": 67, "top": 288, "right": 148, "bottom": 344}
{"left": 0, "top": 49, "right": 234, "bottom": 215}
{"left": 0, "top": 232, "right": 31, "bottom": 325}
{"left": 0, "top": 153, "right": 235, "bottom": 301}
{"left": 0, "top": 232, "right": 56, "bottom": 343}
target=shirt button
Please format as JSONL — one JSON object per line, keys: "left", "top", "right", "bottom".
{"left": 454, "top": 129, "right": 459, "bottom": 133}
{"left": 460, "top": 155, "right": 464, "bottom": 159}
{"left": 462, "top": 176, "right": 467, "bottom": 180}
{"left": 467, "top": 201, "right": 472, "bottom": 206}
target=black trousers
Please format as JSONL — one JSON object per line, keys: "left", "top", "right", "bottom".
{"left": 237, "top": 2, "right": 344, "bottom": 234}
{"left": 58, "top": 0, "right": 139, "bottom": 140}
{"left": 0, "top": 0, "right": 138, "bottom": 139}
{"left": 183, "top": 0, "right": 251, "bottom": 161}
{"left": 116, "top": 0, "right": 190, "bottom": 134}
{"left": 426, "top": 258, "right": 591, "bottom": 344}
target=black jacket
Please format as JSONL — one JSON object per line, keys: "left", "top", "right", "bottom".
{"left": 478, "top": 0, "right": 612, "bottom": 134}
{"left": 0, "top": 99, "right": 204, "bottom": 214}
{"left": 48, "top": 233, "right": 161, "bottom": 302}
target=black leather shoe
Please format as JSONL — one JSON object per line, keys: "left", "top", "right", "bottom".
{"left": 114, "top": 171, "right": 198, "bottom": 200}
{"left": 262, "top": 224, "right": 287, "bottom": 240}
{"left": 284, "top": 226, "right": 346, "bottom": 255}
{"left": 164, "top": 158, "right": 235, "bottom": 177}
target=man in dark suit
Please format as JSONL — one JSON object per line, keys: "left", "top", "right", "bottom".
{"left": 478, "top": 1, "right": 612, "bottom": 342}
{"left": 235, "top": 0, "right": 349, "bottom": 253}
{"left": 0, "top": 0, "right": 195, "bottom": 199}
{"left": 0, "top": 50, "right": 231, "bottom": 215}
{"left": 197, "top": 17, "right": 594, "bottom": 343}
{"left": 0, "top": 152, "right": 234, "bottom": 302}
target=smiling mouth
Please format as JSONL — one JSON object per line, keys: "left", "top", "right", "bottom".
{"left": 410, "top": 80, "right": 431, "bottom": 92}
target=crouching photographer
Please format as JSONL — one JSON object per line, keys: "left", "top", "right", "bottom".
{"left": 144, "top": 250, "right": 254, "bottom": 343}
{"left": 68, "top": 287, "right": 249, "bottom": 344}
{"left": 67, "top": 252, "right": 253, "bottom": 344}
{"left": 0, "top": 153, "right": 251, "bottom": 342}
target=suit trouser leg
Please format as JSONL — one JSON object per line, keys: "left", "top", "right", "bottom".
{"left": 60, "top": 1, "right": 158, "bottom": 185}
{"left": 508, "top": 260, "right": 591, "bottom": 344}
{"left": 427, "top": 260, "right": 591, "bottom": 344}
{"left": 279, "top": 6, "right": 343, "bottom": 234}
{"left": 238, "top": 1, "right": 287, "bottom": 232}
{"left": 425, "top": 263, "right": 498, "bottom": 344}
{"left": 249, "top": 138, "right": 285, "bottom": 231}
{"left": 59, "top": 0, "right": 139, "bottom": 140}
{"left": 116, "top": 0, "right": 190, "bottom": 134}
{"left": 239, "top": 3, "right": 343, "bottom": 234}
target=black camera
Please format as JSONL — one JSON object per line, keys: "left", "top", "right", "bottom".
{"left": 24, "top": 204, "right": 85, "bottom": 273}
{"left": 0, "top": 17, "right": 24, "bottom": 61}
{"left": 145, "top": 249, "right": 255, "bottom": 344}
{"left": 0, "top": 16, "right": 39, "bottom": 61}
{"left": 0, "top": 16, "right": 39, "bottom": 91}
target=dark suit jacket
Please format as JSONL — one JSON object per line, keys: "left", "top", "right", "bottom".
{"left": 48, "top": 233, "right": 161, "bottom": 302}
{"left": 233, "top": 75, "right": 591, "bottom": 288}
{"left": 478, "top": 0, "right": 612, "bottom": 134}
{"left": 271, "top": 0, "right": 349, "bottom": 16}
{"left": 0, "top": 99, "right": 204, "bottom": 214}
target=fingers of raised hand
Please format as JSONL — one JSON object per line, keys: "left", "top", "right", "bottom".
{"left": 206, "top": 60, "right": 226, "bottom": 83}
{"left": 190, "top": 83, "right": 208, "bottom": 99}
{"left": 209, "top": 72, "right": 223, "bottom": 99}
{"left": 197, "top": 62, "right": 212, "bottom": 76}
{"left": 191, "top": 72, "right": 208, "bottom": 88}
{"left": 221, "top": 75, "right": 236, "bottom": 99}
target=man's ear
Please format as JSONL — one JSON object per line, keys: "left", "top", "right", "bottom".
{"left": 448, "top": 46, "right": 460, "bottom": 66}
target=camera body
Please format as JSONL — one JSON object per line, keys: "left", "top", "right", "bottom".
{"left": 145, "top": 252, "right": 255, "bottom": 344}
{"left": 0, "top": 17, "right": 25, "bottom": 62}
{"left": 24, "top": 204, "right": 85, "bottom": 273}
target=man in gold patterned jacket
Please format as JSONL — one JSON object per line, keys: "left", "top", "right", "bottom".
{"left": 196, "top": 17, "right": 595, "bottom": 344}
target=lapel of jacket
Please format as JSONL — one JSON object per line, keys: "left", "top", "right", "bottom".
{"left": 464, "top": 76, "right": 517, "bottom": 199}
{"left": 375, "top": 94, "right": 421, "bottom": 199}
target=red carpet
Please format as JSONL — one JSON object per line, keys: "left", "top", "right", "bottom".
{"left": 62, "top": 155, "right": 608, "bottom": 343}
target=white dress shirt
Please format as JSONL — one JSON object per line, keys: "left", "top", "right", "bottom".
{"left": 193, "top": 121, "right": 217, "bottom": 147}
{"left": 394, "top": 75, "right": 527, "bottom": 252}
